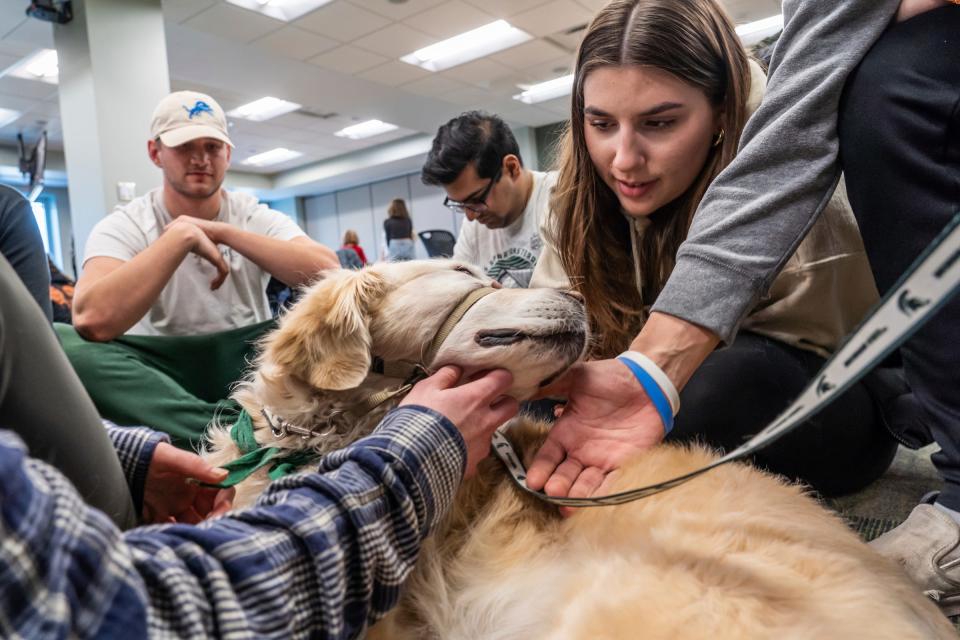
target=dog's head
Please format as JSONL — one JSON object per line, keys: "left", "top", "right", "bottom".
{"left": 260, "top": 259, "right": 587, "bottom": 400}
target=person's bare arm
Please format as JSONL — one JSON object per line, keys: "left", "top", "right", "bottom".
{"left": 628, "top": 312, "right": 719, "bottom": 391}
{"left": 168, "top": 216, "right": 339, "bottom": 287}
{"left": 72, "top": 224, "right": 227, "bottom": 342}
{"left": 896, "top": 0, "right": 952, "bottom": 22}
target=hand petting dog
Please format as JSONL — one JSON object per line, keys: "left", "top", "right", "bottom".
{"left": 142, "top": 442, "right": 234, "bottom": 524}
{"left": 402, "top": 365, "right": 519, "bottom": 478}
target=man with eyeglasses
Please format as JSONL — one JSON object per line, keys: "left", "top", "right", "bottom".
{"left": 421, "top": 112, "right": 557, "bottom": 288}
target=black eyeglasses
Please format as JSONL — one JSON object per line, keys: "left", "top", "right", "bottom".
{"left": 443, "top": 168, "right": 502, "bottom": 215}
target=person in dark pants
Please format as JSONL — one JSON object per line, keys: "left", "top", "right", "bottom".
{"left": 839, "top": 4, "right": 960, "bottom": 612}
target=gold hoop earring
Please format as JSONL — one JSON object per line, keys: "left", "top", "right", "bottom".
{"left": 712, "top": 128, "right": 725, "bottom": 148}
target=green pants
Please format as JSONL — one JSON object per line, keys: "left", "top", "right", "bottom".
{"left": 56, "top": 320, "right": 274, "bottom": 448}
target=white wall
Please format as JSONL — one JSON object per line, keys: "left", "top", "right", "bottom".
{"left": 302, "top": 172, "right": 458, "bottom": 262}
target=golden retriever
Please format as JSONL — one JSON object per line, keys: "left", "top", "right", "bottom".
{"left": 205, "top": 260, "right": 954, "bottom": 639}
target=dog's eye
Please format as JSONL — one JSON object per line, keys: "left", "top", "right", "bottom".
{"left": 453, "top": 265, "right": 474, "bottom": 275}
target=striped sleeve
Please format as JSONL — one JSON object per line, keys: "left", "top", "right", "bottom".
{"left": 0, "top": 405, "right": 466, "bottom": 640}
{"left": 104, "top": 421, "right": 168, "bottom": 515}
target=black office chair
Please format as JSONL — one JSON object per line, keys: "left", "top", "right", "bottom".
{"left": 418, "top": 229, "right": 456, "bottom": 258}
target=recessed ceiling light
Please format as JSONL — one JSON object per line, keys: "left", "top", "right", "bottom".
{"left": 8, "top": 49, "right": 59, "bottom": 84}
{"left": 334, "top": 119, "right": 398, "bottom": 140}
{"left": 227, "top": 97, "right": 302, "bottom": 122}
{"left": 225, "top": 0, "right": 334, "bottom": 21}
{"left": 243, "top": 147, "right": 303, "bottom": 167}
{"left": 735, "top": 14, "right": 783, "bottom": 45}
{"left": 0, "top": 108, "right": 21, "bottom": 128}
{"left": 401, "top": 20, "right": 532, "bottom": 72}
{"left": 513, "top": 74, "right": 574, "bottom": 105}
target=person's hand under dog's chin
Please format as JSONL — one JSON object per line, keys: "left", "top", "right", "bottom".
{"left": 401, "top": 366, "right": 519, "bottom": 478}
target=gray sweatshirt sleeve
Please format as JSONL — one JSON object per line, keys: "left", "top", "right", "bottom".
{"left": 652, "top": 0, "right": 900, "bottom": 344}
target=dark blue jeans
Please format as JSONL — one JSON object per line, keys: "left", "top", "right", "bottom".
{"left": 839, "top": 7, "right": 960, "bottom": 509}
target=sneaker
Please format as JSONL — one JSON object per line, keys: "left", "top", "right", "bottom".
{"left": 870, "top": 504, "right": 960, "bottom": 615}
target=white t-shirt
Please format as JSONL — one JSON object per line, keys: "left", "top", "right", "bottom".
{"left": 84, "top": 188, "right": 306, "bottom": 336}
{"left": 452, "top": 170, "right": 557, "bottom": 288}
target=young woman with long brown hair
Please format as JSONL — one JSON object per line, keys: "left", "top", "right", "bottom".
{"left": 527, "top": 0, "right": 900, "bottom": 500}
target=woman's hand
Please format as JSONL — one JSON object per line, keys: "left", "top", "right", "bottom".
{"left": 526, "top": 359, "right": 666, "bottom": 507}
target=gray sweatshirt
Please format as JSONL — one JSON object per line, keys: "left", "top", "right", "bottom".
{"left": 652, "top": 0, "right": 902, "bottom": 344}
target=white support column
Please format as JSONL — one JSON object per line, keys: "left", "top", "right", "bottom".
{"left": 53, "top": 0, "right": 170, "bottom": 268}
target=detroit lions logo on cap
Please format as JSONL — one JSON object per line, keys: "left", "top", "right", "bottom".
{"left": 183, "top": 100, "right": 214, "bottom": 119}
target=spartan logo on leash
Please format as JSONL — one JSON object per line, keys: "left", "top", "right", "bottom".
{"left": 183, "top": 101, "right": 214, "bottom": 119}
{"left": 815, "top": 375, "right": 835, "bottom": 397}
{"left": 897, "top": 290, "right": 930, "bottom": 316}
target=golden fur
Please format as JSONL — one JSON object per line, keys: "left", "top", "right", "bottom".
{"left": 205, "top": 260, "right": 953, "bottom": 639}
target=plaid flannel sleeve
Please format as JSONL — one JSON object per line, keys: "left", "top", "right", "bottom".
{"left": 0, "top": 406, "right": 466, "bottom": 640}
{"left": 104, "top": 421, "right": 169, "bottom": 514}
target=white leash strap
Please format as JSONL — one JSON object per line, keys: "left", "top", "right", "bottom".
{"left": 494, "top": 212, "right": 960, "bottom": 507}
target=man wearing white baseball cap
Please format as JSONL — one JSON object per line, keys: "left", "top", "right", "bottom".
{"left": 58, "top": 90, "right": 339, "bottom": 446}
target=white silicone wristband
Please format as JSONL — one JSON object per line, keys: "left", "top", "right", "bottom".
{"left": 618, "top": 351, "right": 681, "bottom": 416}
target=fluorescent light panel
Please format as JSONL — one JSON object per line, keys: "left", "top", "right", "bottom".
{"left": 334, "top": 119, "right": 398, "bottom": 140}
{"left": 225, "top": 0, "right": 333, "bottom": 21}
{"left": 243, "top": 147, "right": 303, "bottom": 167}
{"left": 227, "top": 96, "right": 301, "bottom": 122}
{"left": 401, "top": 20, "right": 532, "bottom": 72}
{"left": 0, "top": 108, "right": 21, "bottom": 128}
{"left": 8, "top": 49, "right": 59, "bottom": 84}
{"left": 736, "top": 14, "right": 783, "bottom": 45}
{"left": 513, "top": 74, "right": 573, "bottom": 105}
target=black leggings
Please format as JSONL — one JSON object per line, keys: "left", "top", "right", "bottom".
{"left": 840, "top": 7, "right": 960, "bottom": 509}
{"left": 666, "top": 331, "right": 898, "bottom": 497}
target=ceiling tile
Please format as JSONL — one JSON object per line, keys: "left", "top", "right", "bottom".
{"left": 346, "top": 0, "right": 446, "bottom": 21}
{"left": 509, "top": 0, "right": 592, "bottom": 38}
{"left": 0, "top": 76, "right": 58, "bottom": 101}
{"left": 444, "top": 58, "right": 515, "bottom": 89}
{"left": 402, "top": 1, "right": 495, "bottom": 40}
{"left": 295, "top": 1, "right": 392, "bottom": 41}
{"left": 306, "top": 45, "right": 388, "bottom": 74}
{"left": 184, "top": 4, "right": 284, "bottom": 43}
{"left": 351, "top": 23, "right": 436, "bottom": 59}
{"left": 490, "top": 39, "right": 569, "bottom": 70}
{"left": 251, "top": 26, "right": 339, "bottom": 60}
{"left": 522, "top": 55, "right": 575, "bottom": 82}
{"left": 441, "top": 86, "right": 492, "bottom": 108}
{"left": 3, "top": 18, "right": 53, "bottom": 49}
{"left": 401, "top": 74, "right": 468, "bottom": 98}
{"left": 537, "top": 95, "right": 571, "bottom": 116}
{"left": 358, "top": 60, "right": 431, "bottom": 87}
{"left": 462, "top": 0, "right": 551, "bottom": 18}
{"left": 573, "top": 0, "right": 606, "bottom": 11}
{"left": 499, "top": 104, "right": 564, "bottom": 127}
{"left": 0, "top": 40, "right": 35, "bottom": 59}
{"left": 0, "top": 51, "right": 21, "bottom": 73}
{"left": 161, "top": 0, "right": 217, "bottom": 24}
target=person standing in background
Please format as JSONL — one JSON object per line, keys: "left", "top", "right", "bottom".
{"left": 384, "top": 198, "right": 415, "bottom": 261}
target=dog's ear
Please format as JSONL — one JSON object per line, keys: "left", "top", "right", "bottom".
{"left": 263, "top": 269, "right": 387, "bottom": 391}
